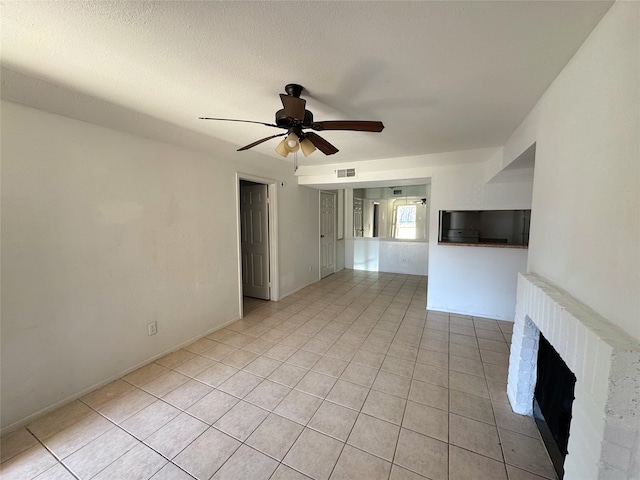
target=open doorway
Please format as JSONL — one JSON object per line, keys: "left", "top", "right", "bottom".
{"left": 237, "top": 175, "right": 279, "bottom": 317}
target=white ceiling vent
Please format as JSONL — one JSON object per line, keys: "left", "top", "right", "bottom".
{"left": 336, "top": 168, "right": 356, "bottom": 178}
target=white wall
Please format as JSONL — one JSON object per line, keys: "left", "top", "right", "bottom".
{"left": 336, "top": 239, "right": 346, "bottom": 272}
{"left": 276, "top": 181, "right": 321, "bottom": 294}
{"left": 427, "top": 246, "right": 527, "bottom": 320}
{"left": 1, "top": 100, "right": 320, "bottom": 430}
{"left": 507, "top": 1, "right": 640, "bottom": 341}
{"left": 347, "top": 238, "right": 429, "bottom": 276}
{"left": 427, "top": 162, "right": 532, "bottom": 320}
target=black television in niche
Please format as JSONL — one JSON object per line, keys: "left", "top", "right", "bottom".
{"left": 438, "top": 209, "right": 531, "bottom": 247}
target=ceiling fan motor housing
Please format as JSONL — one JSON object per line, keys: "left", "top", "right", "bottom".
{"left": 275, "top": 109, "right": 314, "bottom": 129}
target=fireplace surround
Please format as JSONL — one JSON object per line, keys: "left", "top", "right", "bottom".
{"left": 507, "top": 273, "right": 640, "bottom": 479}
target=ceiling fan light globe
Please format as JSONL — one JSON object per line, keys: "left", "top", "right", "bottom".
{"left": 300, "top": 139, "right": 316, "bottom": 157}
{"left": 275, "top": 139, "right": 289, "bottom": 157}
{"left": 284, "top": 132, "right": 300, "bottom": 152}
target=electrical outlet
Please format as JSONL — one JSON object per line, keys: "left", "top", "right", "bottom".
{"left": 308, "top": 266, "right": 312, "bottom": 272}
{"left": 148, "top": 321, "right": 157, "bottom": 336}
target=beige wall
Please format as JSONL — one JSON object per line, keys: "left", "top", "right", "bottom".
{"left": 1, "top": 101, "right": 320, "bottom": 430}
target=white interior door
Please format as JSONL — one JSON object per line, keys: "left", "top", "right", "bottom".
{"left": 240, "top": 183, "right": 270, "bottom": 299}
{"left": 320, "top": 192, "right": 336, "bottom": 278}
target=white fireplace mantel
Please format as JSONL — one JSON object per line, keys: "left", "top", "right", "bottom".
{"left": 507, "top": 273, "right": 640, "bottom": 480}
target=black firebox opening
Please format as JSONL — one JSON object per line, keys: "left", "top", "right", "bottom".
{"left": 533, "top": 333, "right": 576, "bottom": 479}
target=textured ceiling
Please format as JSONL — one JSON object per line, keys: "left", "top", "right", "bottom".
{"left": 1, "top": 1, "right": 612, "bottom": 165}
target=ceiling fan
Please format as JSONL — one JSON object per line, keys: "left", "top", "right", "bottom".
{"left": 200, "top": 84, "right": 384, "bottom": 158}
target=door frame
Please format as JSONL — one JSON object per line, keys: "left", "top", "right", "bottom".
{"left": 236, "top": 173, "right": 279, "bottom": 317}
{"left": 319, "top": 190, "right": 337, "bottom": 279}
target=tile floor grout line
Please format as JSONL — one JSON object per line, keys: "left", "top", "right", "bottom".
{"left": 81, "top": 391, "right": 204, "bottom": 479}
{"left": 387, "top": 295, "right": 428, "bottom": 480}
{"left": 85, "top": 364, "right": 254, "bottom": 479}
{"left": 271, "top": 278, "right": 370, "bottom": 480}
{"left": 22, "top": 425, "right": 82, "bottom": 480}
{"left": 294, "top": 275, "right": 413, "bottom": 479}
{"left": 475, "top": 320, "right": 511, "bottom": 471}
{"left": 67, "top": 423, "right": 148, "bottom": 480}
{"left": 259, "top": 413, "right": 308, "bottom": 475}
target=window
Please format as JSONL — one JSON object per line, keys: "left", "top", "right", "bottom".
{"left": 394, "top": 205, "right": 417, "bottom": 239}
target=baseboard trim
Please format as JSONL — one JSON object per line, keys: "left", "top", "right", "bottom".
{"left": 0, "top": 316, "right": 240, "bottom": 436}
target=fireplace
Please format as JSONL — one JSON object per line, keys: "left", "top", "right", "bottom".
{"left": 534, "top": 333, "right": 576, "bottom": 479}
{"left": 507, "top": 273, "right": 640, "bottom": 480}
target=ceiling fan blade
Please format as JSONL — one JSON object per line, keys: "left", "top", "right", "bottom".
{"left": 280, "top": 94, "right": 306, "bottom": 121}
{"left": 237, "top": 133, "right": 287, "bottom": 151}
{"left": 305, "top": 132, "right": 339, "bottom": 155}
{"left": 199, "top": 117, "right": 280, "bottom": 128}
{"left": 311, "top": 120, "right": 384, "bottom": 132}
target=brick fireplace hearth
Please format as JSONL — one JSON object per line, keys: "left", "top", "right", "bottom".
{"left": 507, "top": 273, "right": 640, "bottom": 479}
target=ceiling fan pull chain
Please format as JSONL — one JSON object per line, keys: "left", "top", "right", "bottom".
{"left": 294, "top": 151, "right": 298, "bottom": 173}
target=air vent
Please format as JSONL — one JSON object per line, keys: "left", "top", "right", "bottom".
{"left": 336, "top": 168, "right": 356, "bottom": 178}
{"left": 393, "top": 189, "right": 403, "bottom": 195}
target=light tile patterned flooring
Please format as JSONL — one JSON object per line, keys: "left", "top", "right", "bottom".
{"left": 1, "top": 270, "right": 557, "bottom": 480}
